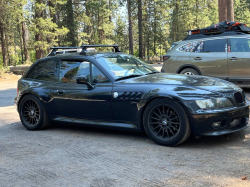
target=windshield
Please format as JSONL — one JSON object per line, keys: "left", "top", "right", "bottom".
{"left": 96, "top": 54, "right": 158, "bottom": 80}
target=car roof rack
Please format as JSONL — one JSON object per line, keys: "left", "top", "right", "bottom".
{"left": 183, "top": 21, "right": 250, "bottom": 41}
{"left": 48, "top": 44, "right": 121, "bottom": 56}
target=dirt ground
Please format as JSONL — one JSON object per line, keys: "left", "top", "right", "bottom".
{"left": 0, "top": 73, "right": 250, "bottom": 187}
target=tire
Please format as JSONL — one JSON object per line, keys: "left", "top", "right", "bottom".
{"left": 143, "top": 98, "right": 191, "bottom": 146}
{"left": 19, "top": 94, "right": 50, "bottom": 130}
{"left": 180, "top": 68, "right": 199, "bottom": 75}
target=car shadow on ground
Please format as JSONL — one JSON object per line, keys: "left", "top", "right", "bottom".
{"left": 45, "top": 122, "right": 249, "bottom": 148}
{"left": 182, "top": 131, "right": 248, "bottom": 148}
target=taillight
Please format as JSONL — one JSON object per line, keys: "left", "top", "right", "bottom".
{"left": 163, "top": 56, "right": 170, "bottom": 60}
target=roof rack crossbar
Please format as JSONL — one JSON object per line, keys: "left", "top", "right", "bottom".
{"left": 80, "top": 44, "right": 121, "bottom": 55}
{"left": 48, "top": 47, "right": 82, "bottom": 56}
{"left": 48, "top": 45, "right": 121, "bottom": 56}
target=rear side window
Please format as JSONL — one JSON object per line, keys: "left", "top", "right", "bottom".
{"left": 203, "top": 39, "right": 226, "bottom": 52}
{"left": 27, "top": 59, "right": 58, "bottom": 81}
{"left": 178, "top": 41, "right": 204, "bottom": 53}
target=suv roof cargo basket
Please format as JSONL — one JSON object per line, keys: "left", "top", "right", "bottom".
{"left": 183, "top": 21, "right": 250, "bottom": 41}
{"left": 48, "top": 45, "right": 121, "bottom": 56}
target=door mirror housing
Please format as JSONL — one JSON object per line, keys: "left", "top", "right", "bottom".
{"left": 76, "top": 77, "right": 95, "bottom": 89}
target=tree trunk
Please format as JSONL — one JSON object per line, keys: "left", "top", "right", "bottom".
{"left": 128, "top": 0, "right": 134, "bottom": 55}
{"left": 17, "top": 21, "right": 24, "bottom": 63}
{"left": 5, "top": 33, "right": 10, "bottom": 66}
{"left": 47, "top": 0, "right": 57, "bottom": 53}
{"left": 218, "top": 0, "right": 227, "bottom": 22}
{"left": 22, "top": 21, "right": 29, "bottom": 62}
{"left": 153, "top": 1, "right": 156, "bottom": 56}
{"left": 0, "top": 21, "right": 7, "bottom": 66}
{"left": 66, "top": 0, "right": 77, "bottom": 46}
{"left": 35, "top": 0, "right": 44, "bottom": 60}
{"left": 138, "top": 0, "right": 143, "bottom": 58}
{"left": 227, "top": 0, "right": 234, "bottom": 21}
{"left": 175, "top": 1, "right": 179, "bottom": 41}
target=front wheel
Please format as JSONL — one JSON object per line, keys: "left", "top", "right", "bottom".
{"left": 19, "top": 94, "right": 50, "bottom": 130}
{"left": 143, "top": 99, "right": 191, "bottom": 146}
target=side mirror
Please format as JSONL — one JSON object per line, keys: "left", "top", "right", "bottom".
{"left": 76, "top": 77, "right": 95, "bottom": 89}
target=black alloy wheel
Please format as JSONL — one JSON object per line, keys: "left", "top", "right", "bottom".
{"left": 149, "top": 104, "right": 180, "bottom": 140}
{"left": 21, "top": 99, "right": 40, "bottom": 126}
{"left": 143, "top": 99, "right": 191, "bottom": 146}
{"left": 19, "top": 94, "right": 50, "bottom": 130}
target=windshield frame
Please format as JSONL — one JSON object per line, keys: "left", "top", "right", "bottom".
{"left": 95, "top": 54, "right": 159, "bottom": 81}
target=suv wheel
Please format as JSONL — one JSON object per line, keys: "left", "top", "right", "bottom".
{"left": 180, "top": 68, "right": 199, "bottom": 75}
{"left": 143, "top": 99, "right": 191, "bottom": 146}
{"left": 19, "top": 94, "right": 50, "bottom": 130}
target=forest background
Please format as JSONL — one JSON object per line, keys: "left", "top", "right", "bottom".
{"left": 0, "top": 0, "right": 250, "bottom": 68}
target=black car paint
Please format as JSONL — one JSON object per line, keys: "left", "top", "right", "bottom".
{"left": 15, "top": 52, "right": 249, "bottom": 136}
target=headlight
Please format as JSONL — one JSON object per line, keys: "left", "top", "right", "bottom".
{"left": 195, "top": 98, "right": 233, "bottom": 109}
{"left": 183, "top": 98, "right": 234, "bottom": 114}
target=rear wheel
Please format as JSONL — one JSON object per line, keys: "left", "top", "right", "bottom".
{"left": 180, "top": 68, "right": 199, "bottom": 75}
{"left": 19, "top": 94, "right": 50, "bottom": 130}
{"left": 143, "top": 99, "right": 191, "bottom": 146}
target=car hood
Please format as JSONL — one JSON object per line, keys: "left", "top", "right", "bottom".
{"left": 119, "top": 73, "right": 241, "bottom": 93}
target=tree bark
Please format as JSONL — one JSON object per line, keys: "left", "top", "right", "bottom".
{"left": 218, "top": 0, "right": 227, "bottom": 22}
{"left": 17, "top": 21, "right": 24, "bottom": 63}
{"left": 153, "top": 1, "right": 156, "bottom": 56}
{"left": 67, "top": 0, "right": 77, "bottom": 46}
{"left": 138, "top": 0, "right": 143, "bottom": 58}
{"left": 5, "top": 35, "right": 10, "bottom": 66}
{"left": 0, "top": 21, "right": 7, "bottom": 66}
{"left": 22, "top": 21, "right": 29, "bottom": 62}
{"left": 128, "top": 0, "right": 134, "bottom": 55}
{"left": 227, "top": 0, "right": 234, "bottom": 21}
{"left": 35, "top": 0, "right": 44, "bottom": 60}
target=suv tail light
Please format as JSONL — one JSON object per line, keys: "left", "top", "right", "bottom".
{"left": 163, "top": 56, "right": 170, "bottom": 61}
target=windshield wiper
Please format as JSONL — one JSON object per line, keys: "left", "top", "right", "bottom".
{"left": 115, "top": 74, "right": 142, "bottom": 81}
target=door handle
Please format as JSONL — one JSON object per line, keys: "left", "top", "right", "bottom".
{"left": 194, "top": 57, "right": 202, "bottom": 60}
{"left": 230, "top": 57, "right": 238, "bottom": 61}
{"left": 56, "top": 90, "right": 66, "bottom": 94}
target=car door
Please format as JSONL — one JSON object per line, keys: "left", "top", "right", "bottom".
{"left": 52, "top": 60, "right": 113, "bottom": 121}
{"left": 189, "top": 39, "right": 228, "bottom": 79}
{"left": 228, "top": 37, "right": 250, "bottom": 81}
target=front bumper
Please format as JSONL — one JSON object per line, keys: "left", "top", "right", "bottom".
{"left": 187, "top": 105, "right": 249, "bottom": 136}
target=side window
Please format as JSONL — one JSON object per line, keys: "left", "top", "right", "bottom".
{"left": 203, "top": 39, "right": 226, "bottom": 52}
{"left": 178, "top": 41, "right": 204, "bottom": 53}
{"left": 230, "top": 38, "right": 250, "bottom": 52}
{"left": 91, "top": 64, "right": 110, "bottom": 83}
{"left": 27, "top": 59, "right": 58, "bottom": 82}
{"left": 59, "top": 61, "right": 109, "bottom": 83}
{"left": 60, "top": 61, "right": 90, "bottom": 83}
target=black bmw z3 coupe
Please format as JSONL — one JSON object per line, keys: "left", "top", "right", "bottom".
{"left": 14, "top": 45, "right": 249, "bottom": 146}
